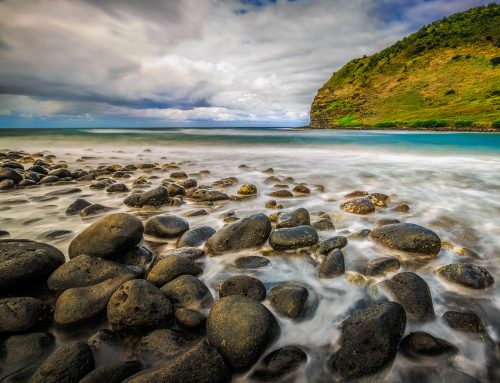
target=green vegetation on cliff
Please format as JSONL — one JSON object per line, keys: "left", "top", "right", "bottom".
{"left": 310, "top": 4, "right": 500, "bottom": 130}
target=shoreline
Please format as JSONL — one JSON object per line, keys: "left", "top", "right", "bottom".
{"left": 303, "top": 125, "right": 500, "bottom": 133}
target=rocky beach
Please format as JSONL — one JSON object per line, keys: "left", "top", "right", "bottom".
{"left": 0, "top": 128, "right": 499, "bottom": 382}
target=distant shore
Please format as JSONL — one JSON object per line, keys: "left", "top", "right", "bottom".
{"left": 304, "top": 125, "right": 500, "bottom": 132}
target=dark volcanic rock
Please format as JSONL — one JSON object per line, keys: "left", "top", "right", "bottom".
{"left": 276, "top": 208, "right": 310, "bottom": 229}
{"left": 381, "top": 272, "right": 435, "bottom": 322}
{"left": 442, "top": 310, "right": 486, "bottom": 334}
{"left": 65, "top": 198, "right": 92, "bottom": 215}
{"left": 117, "top": 245, "right": 153, "bottom": 270}
{"left": 268, "top": 283, "right": 309, "bottom": 319}
{"left": 29, "top": 341, "right": 94, "bottom": 383}
{"left": 269, "top": 226, "right": 318, "bottom": 250}
{"left": 207, "top": 296, "right": 280, "bottom": 371}
{"left": 319, "top": 249, "right": 345, "bottom": 278}
{"left": 0, "top": 297, "right": 52, "bottom": 334}
{"left": 126, "top": 341, "right": 230, "bottom": 383}
{"left": 190, "top": 188, "right": 229, "bottom": 202}
{"left": 0, "top": 239, "right": 65, "bottom": 292}
{"left": 234, "top": 255, "right": 270, "bottom": 269}
{"left": 124, "top": 186, "right": 170, "bottom": 207}
{"left": 87, "top": 329, "right": 120, "bottom": 354}
{"left": 219, "top": 275, "right": 266, "bottom": 301}
{"left": 311, "top": 218, "right": 335, "bottom": 231}
{"left": 79, "top": 361, "right": 142, "bottom": 383}
{"left": 370, "top": 223, "right": 441, "bottom": 256}
{"left": 205, "top": 213, "right": 272, "bottom": 254}
{"left": 161, "top": 275, "right": 213, "bottom": 309}
{"left": 136, "top": 329, "right": 193, "bottom": 362}
{"left": 0, "top": 332, "right": 55, "bottom": 367}
{"left": 315, "top": 236, "right": 348, "bottom": 254}
{"left": 177, "top": 226, "right": 216, "bottom": 247}
{"left": 329, "top": 302, "right": 406, "bottom": 381}
{"left": 175, "top": 308, "right": 206, "bottom": 328}
{"left": 251, "top": 346, "right": 308, "bottom": 381}
{"left": 107, "top": 279, "right": 173, "bottom": 330}
{"left": 144, "top": 215, "right": 189, "bottom": 238}
{"left": 341, "top": 198, "right": 375, "bottom": 214}
{"left": 364, "top": 257, "right": 400, "bottom": 276}
{"left": 68, "top": 213, "right": 144, "bottom": 259}
{"left": 435, "top": 263, "right": 494, "bottom": 289}
{"left": 147, "top": 255, "right": 202, "bottom": 286}
{"left": 158, "top": 247, "right": 205, "bottom": 260}
{"left": 399, "top": 331, "right": 458, "bottom": 360}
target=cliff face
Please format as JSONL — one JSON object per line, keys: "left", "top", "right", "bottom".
{"left": 310, "top": 4, "right": 500, "bottom": 130}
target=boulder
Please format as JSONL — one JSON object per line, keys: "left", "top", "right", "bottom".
{"left": 117, "top": 245, "right": 153, "bottom": 270}
{"left": 66, "top": 198, "right": 92, "bottom": 215}
{"left": 136, "top": 329, "right": 193, "bottom": 362}
{"left": 319, "top": 249, "right": 345, "bottom": 278}
{"left": 79, "top": 361, "right": 142, "bottom": 383}
{"left": 364, "top": 257, "right": 400, "bottom": 276}
{"left": 251, "top": 346, "right": 307, "bottom": 381}
{"left": 434, "top": 263, "right": 494, "bottom": 289}
{"left": 145, "top": 215, "right": 189, "bottom": 238}
{"left": 0, "top": 168, "right": 23, "bottom": 184}
{"left": 314, "top": 236, "right": 348, "bottom": 254}
{"left": 276, "top": 208, "right": 310, "bottom": 229}
{"left": 177, "top": 226, "right": 216, "bottom": 247}
{"left": 0, "top": 332, "right": 55, "bottom": 367}
{"left": 234, "top": 256, "right": 270, "bottom": 269}
{"left": 190, "top": 189, "right": 229, "bottom": 202}
{"left": 147, "top": 255, "right": 202, "bottom": 286}
{"left": 399, "top": 331, "right": 458, "bottom": 360}
{"left": 340, "top": 198, "right": 375, "bottom": 214}
{"left": 268, "top": 283, "right": 309, "bottom": 319}
{"left": 219, "top": 275, "right": 266, "bottom": 301}
{"left": 175, "top": 308, "right": 206, "bottom": 328}
{"left": 0, "top": 297, "right": 52, "bottom": 334}
{"left": 161, "top": 275, "right": 213, "bottom": 309}
{"left": 442, "top": 311, "right": 486, "bottom": 334}
{"left": 124, "top": 186, "right": 170, "bottom": 207}
{"left": 269, "top": 226, "right": 318, "bottom": 250}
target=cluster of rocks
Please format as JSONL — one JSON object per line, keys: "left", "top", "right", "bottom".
{"left": 0, "top": 149, "right": 497, "bottom": 382}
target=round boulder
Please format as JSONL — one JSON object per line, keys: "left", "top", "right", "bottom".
{"left": 276, "top": 208, "right": 310, "bottom": 229}
{"left": 340, "top": 198, "right": 375, "bottom": 214}
{"left": 399, "top": 331, "right": 458, "bottom": 360}
{"left": 161, "top": 275, "right": 213, "bottom": 309}
{"left": 269, "top": 226, "right": 318, "bottom": 250}
{"left": 251, "top": 346, "right": 307, "bottom": 381}
{"left": 434, "top": 263, "right": 494, "bottom": 289}
{"left": 0, "top": 297, "right": 52, "bottom": 334}
{"left": 268, "top": 283, "right": 309, "bottom": 319}
{"left": 219, "top": 275, "right": 266, "bottom": 301}
{"left": 177, "top": 226, "right": 216, "bottom": 248}
{"left": 145, "top": 215, "right": 189, "bottom": 239}
{"left": 146, "top": 255, "right": 202, "bottom": 286}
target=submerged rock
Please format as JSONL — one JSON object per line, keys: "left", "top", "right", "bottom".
{"left": 136, "top": 329, "right": 193, "bottom": 362}
{"left": 442, "top": 310, "right": 486, "bottom": 334}
{"left": 399, "top": 331, "right": 458, "bottom": 360}
{"left": 238, "top": 184, "right": 257, "bottom": 195}
{"left": 319, "top": 249, "right": 345, "bottom": 278}
{"left": 66, "top": 198, "right": 92, "bottom": 215}
{"left": 434, "top": 263, "right": 494, "bottom": 289}
{"left": 341, "top": 198, "right": 375, "bottom": 214}
{"left": 207, "top": 296, "right": 280, "bottom": 371}
{"left": 268, "top": 283, "right": 309, "bottom": 319}
{"left": 276, "top": 208, "right": 310, "bottom": 229}
{"left": 314, "top": 236, "right": 348, "bottom": 254}
{"left": 79, "top": 361, "right": 142, "bottom": 383}
{"left": 370, "top": 223, "right": 441, "bottom": 255}
{"left": 0, "top": 332, "right": 55, "bottom": 368}
{"left": 124, "top": 186, "right": 170, "bottom": 207}
{"left": 145, "top": 215, "right": 190, "bottom": 238}
{"left": 251, "top": 346, "right": 307, "bottom": 381}
{"left": 269, "top": 226, "right": 318, "bottom": 250}
{"left": 234, "top": 255, "right": 270, "bottom": 269}
{"left": 219, "top": 275, "right": 266, "bottom": 301}
{"left": 364, "top": 257, "right": 400, "bottom": 276}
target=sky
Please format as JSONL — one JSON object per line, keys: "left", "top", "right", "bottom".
{"left": 0, "top": 0, "right": 494, "bottom": 128}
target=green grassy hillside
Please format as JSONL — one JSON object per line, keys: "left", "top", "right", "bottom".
{"left": 309, "top": 4, "right": 500, "bottom": 130}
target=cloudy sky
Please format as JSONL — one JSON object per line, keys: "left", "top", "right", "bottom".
{"left": 0, "top": 0, "right": 493, "bottom": 128}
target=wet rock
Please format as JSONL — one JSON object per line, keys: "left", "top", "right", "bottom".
{"left": 161, "top": 275, "right": 213, "bottom": 309}
{"left": 455, "top": 247, "right": 480, "bottom": 259}
{"left": 158, "top": 247, "right": 205, "bottom": 260}
{"left": 65, "top": 198, "right": 92, "bottom": 215}
{"left": 381, "top": 272, "right": 434, "bottom": 322}
{"left": 393, "top": 203, "right": 410, "bottom": 213}
{"left": 145, "top": 215, "right": 189, "bottom": 238}
{"left": 190, "top": 189, "right": 229, "bottom": 202}
{"left": 329, "top": 302, "right": 406, "bottom": 381}
{"left": 0, "top": 239, "right": 65, "bottom": 292}
{"left": 18, "top": 179, "right": 36, "bottom": 187}
{"left": 370, "top": 223, "right": 441, "bottom": 255}
{"left": 136, "top": 329, "right": 193, "bottom": 362}
{"left": 269, "top": 190, "right": 293, "bottom": 198}
{"left": 29, "top": 165, "right": 48, "bottom": 175}
{"left": 341, "top": 198, "right": 375, "bottom": 214}
{"left": 265, "top": 199, "right": 283, "bottom": 209}
{"left": 184, "top": 209, "right": 209, "bottom": 217}
{"left": 39, "top": 175, "right": 59, "bottom": 184}
{"left": 344, "top": 190, "right": 368, "bottom": 198}
{"left": 126, "top": 340, "right": 230, "bottom": 383}
{"left": 399, "top": 331, "right": 458, "bottom": 360}
{"left": 1, "top": 161, "right": 24, "bottom": 170}
{"left": 48, "top": 168, "right": 72, "bottom": 178}
{"left": 29, "top": 341, "right": 94, "bottom": 383}
{"left": 165, "top": 182, "right": 185, "bottom": 197}
{"left": 54, "top": 274, "right": 134, "bottom": 326}
{"left": 0, "top": 230, "right": 10, "bottom": 237}
{"left": 207, "top": 296, "right": 280, "bottom": 371}
{"left": 69, "top": 213, "right": 144, "bottom": 259}
{"left": 87, "top": 329, "right": 120, "bottom": 353}
{"left": 349, "top": 228, "right": 372, "bottom": 240}
{"left": 147, "top": 255, "right": 202, "bottom": 286}
{"left": 36, "top": 230, "right": 74, "bottom": 241}
{"left": 175, "top": 308, "right": 206, "bottom": 328}
{"left": 238, "top": 184, "right": 257, "bottom": 195}
{"left": 205, "top": 213, "right": 272, "bottom": 254}
{"left": 312, "top": 218, "right": 335, "bottom": 231}
{"left": 319, "top": 249, "right": 345, "bottom": 278}
{"left": 180, "top": 179, "right": 197, "bottom": 189}
{"left": 219, "top": 275, "right": 266, "bottom": 301}
{"left": 45, "top": 187, "right": 81, "bottom": 196}
{"left": 107, "top": 279, "right": 173, "bottom": 330}
{"left": 314, "top": 236, "right": 348, "bottom": 254}
{"left": 48, "top": 254, "right": 138, "bottom": 291}
{"left": 0, "top": 332, "right": 55, "bottom": 367}
{"left": 276, "top": 208, "right": 310, "bottom": 229}
{"left": 0, "top": 168, "right": 23, "bottom": 184}
{"left": 170, "top": 171, "right": 188, "bottom": 180}
{"left": 106, "top": 183, "right": 130, "bottom": 193}
{"left": 442, "top": 311, "right": 486, "bottom": 334}
{"left": 434, "top": 263, "right": 494, "bottom": 289}
{"left": 124, "top": 186, "right": 170, "bottom": 207}
{"left": 80, "top": 203, "right": 113, "bottom": 217}
{"left": 177, "top": 226, "right": 215, "bottom": 248}
{"left": 79, "top": 361, "right": 142, "bottom": 383}
{"left": 234, "top": 255, "right": 270, "bottom": 269}
{"left": 0, "top": 179, "right": 15, "bottom": 190}
{"left": 364, "top": 257, "right": 400, "bottom": 276}
{"left": 268, "top": 283, "right": 308, "bottom": 319}
{"left": 376, "top": 218, "right": 401, "bottom": 226}
{"left": 368, "top": 193, "right": 390, "bottom": 207}
{"left": 118, "top": 245, "right": 153, "bottom": 270}
{"left": 251, "top": 346, "right": 307, "bottom": 381}
{"left": 293, "top": 184, "right": 310, "bottom": 194}
{"left": 269, "top": 226, "right": 318, "bottom": 250}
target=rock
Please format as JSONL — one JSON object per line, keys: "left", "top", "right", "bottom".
{"left": 106, "top": 183, "right": 130, "bottom": 193}
{"left": 269, "top": 226, "right": 318, "bottom": 250}
{"left": 190, "top": 189, "right": 229, "bottom": 202}
{"left": 117, "top": 245, "right": 153, "bottom": 270}
{"left": 314, "top": 236, "right": 348, "bottom": 254}
{"left": 175, "top": 308, "right": 206, "bottom": 328}
{"left": 1, "top": 364, "right": 39, "bottom": 382}
{"left": 312, "top": 218, "right": 335, "bottom": 231}
{"left": 0, "top": 332, "right": 55, "bottom": 367}
{"left": 80, "top": 203, "right": 113, "bottom": 217}
{"left": 147, "top": 256, "right": 202, "bottom": 286}
{"left": 276, "top": 208, "right": 310, "bottom": 229}
{"left": 107, "top": 279, "right": 173, "bottom": 330}
{"left": 0, "top": 239, "right": 65, "bottom": 292}
{"left": 205, "top": 213, "right": 272, "bottom": 254}
{"left": 0, "top": 230, "right": 10, "bottom": 237}
{"left": 48, "top": 168, "right": 72, "bottom": 178}
{"left": 124, "top": 186, "right": 170, "bottom": 207}
{"left": 265, "top": 199, "right": 283, "bottom": 209}
{"left": 39, "top": 175, "right": 59, "bottom": 184}
{"left": 393, "top": 203, "right": 410, "bottom": 212}
{"left": 36, "top": 230, "right": 74, "bottom": 241}
{"left": 177, "top": 226, "right": 215, "bottom": 247}
{"left": 238, "top": 184, "right": 257, "bottom": 195}
{"left": 456, "top": 247, "right": 480, "bottom": 259}
{"left": 442, "top": 310, "right": 486, "bottom": 334}
{"left": 251, "top": 346, "right": 307, "bottom": 381}
{"left": 54, "top": 274, "right": 134, "bottom": 326}
{"left": 344, "top": 190, "right": 368, "bottom": 198}
{"left": 19, "top": 178, "right": 38, "bottom": 186}
{"left": 349, "top": 229, "right": 372, "bottom": 240}
{"left": 170, "top": 171, "right": 188, "bottom": 180}
{"left": 126, "top": 341, "right": 230, "bottom": 383}
{"left": 329, "top": 302, "right": 406, "bottom": 381}
{"left": 376, "top": 218, "right": 401, "bottom": 226}
{"left": 207, "top": 296, "right": 280, "bottom": 371}
{"left": 319, "top": 249, "right": 345, "bottom": 278}
{"left": 268, "top": 283, "right": 308, "bottom": 319}
{"left": 381, "top": 272, "right": 435, "bottom": 321}
{"left": 29, "top": 341, "right": 94, "bottom": 383}
{"left": 69, "top": 213, "right": 144, "bottom": 259}
{"left": 219, "top": 275, "right": 266, "bottom": 301}
{"left": 145, "top": 215, "right": 189, "bottom": 238}
{"left": 364, "top": 257, "right": 400, "bottom": 276}
{"left": 0, "top": 179, "right": 15, "bottom": 190}
{"left": 66, "top": 198, "right": 92, "bottom": 215}
{"left": 165, "top": 182, "right": 185, "bottom": 197}
{"left": 79, "top": 361, "right": 142, "bottom": 383}
{"left": 234, "top": 255, "right": 270, "bottom": 269}
{"left": 180, "top": 179, "right": 197, "bottom": 189}
{"left": 293, "top": 184, "right": 310, "bottom": 194}
{"left": 370, "top": 223, "right": 441, "bottom": 256}
{"left": 136, "top": 329, "right": 193, "bottom": 362}
{"left": 2, "top": 161, "right": 23, "bottom": 170}
{"left": 0, "top": 168, "right": 23, "bottom": 184}
{"left": 48, "top": 254, "right": 138, "bottom": 291}
{"left": 45, "top": 187, "right": 81, "bottom": 196}
{"left": 184, "top": 209, "right": 209, "bottom": 217}
{"left": 434, "top": 263, "right": 494, "bottom": 289}
{"left": 87, "top": 329, "right": 120, "bottom": 354}
{"left": 399, "top": 332, "right": 458, "bottom": 360}
{"left": 341, "top": 198, "right": 375, "bottom": 214}
{"left": 269, "top": 190, "right": 293, "bottom": 198}
{"left": 161, "top": 275, "right": 213, "bottom": 309}
{"left": 158, "top": 247, "right": 205, "bottom": 260}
